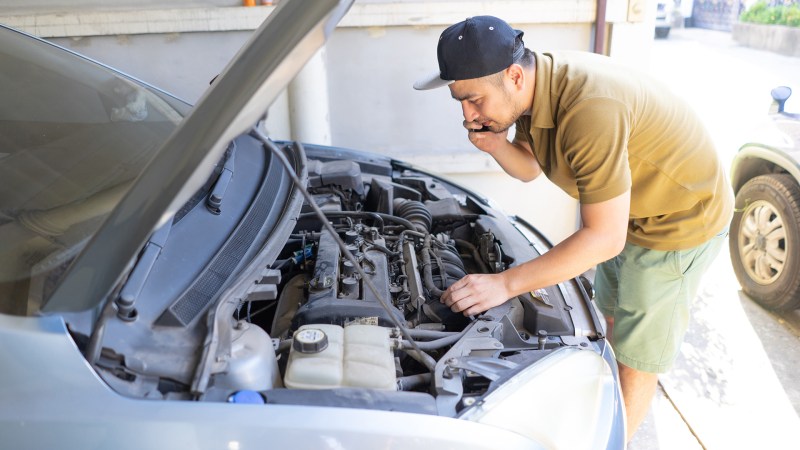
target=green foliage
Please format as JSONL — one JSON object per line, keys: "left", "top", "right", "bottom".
{"left": 740, "top": 1, "right": 800, "bottom": 27}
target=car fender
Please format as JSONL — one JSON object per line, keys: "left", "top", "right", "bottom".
{"left": 730, "top": 144, "right": 800, "bottom": 193}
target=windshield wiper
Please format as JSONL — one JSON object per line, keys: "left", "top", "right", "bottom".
{"left": 85, "top": 219, "right": 172, "bottom": 363}
{"left": 114, "top": 219, "right": 173, "bottom": 321}
{"left": 206, "top": 142, "right": 236, "bottom": 215}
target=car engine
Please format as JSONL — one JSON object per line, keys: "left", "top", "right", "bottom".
{"left": 81, "top": 140, "right": 602, "bottom": 417}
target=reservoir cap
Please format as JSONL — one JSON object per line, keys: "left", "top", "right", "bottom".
{"left": 293, "top": 328, "right": 329, "bottom": 353}
{"left": 228, "top": 390, "right": 265, "bottom": 404}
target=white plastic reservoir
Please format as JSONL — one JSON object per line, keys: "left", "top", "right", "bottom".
{"left": 284, "top": 324, "right": 396, "bottom": 390}
{"left": 219, "top": 321, "right": 282, "bottom": 391}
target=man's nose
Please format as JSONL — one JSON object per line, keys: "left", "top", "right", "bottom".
{"left": 461, "top": 101, "right": 479, "bottom": 121}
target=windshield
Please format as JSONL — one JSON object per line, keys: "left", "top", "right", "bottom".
{"left": 0, "top": 27, "right": 189, "bottom": 316}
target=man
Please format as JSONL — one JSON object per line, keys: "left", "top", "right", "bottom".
{"left": 414, "top": 16, "right": 733, "bottom": 441}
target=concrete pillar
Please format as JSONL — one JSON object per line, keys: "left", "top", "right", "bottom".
{"left": 263, "top": 89, "right": 291, "bottom": 141}
{"left": 288, "top": 47, "right": 331, "bottom": 146}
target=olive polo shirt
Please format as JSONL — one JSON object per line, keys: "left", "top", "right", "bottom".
{"left": 513, "top": 51, "right": 733, "bottom": 251}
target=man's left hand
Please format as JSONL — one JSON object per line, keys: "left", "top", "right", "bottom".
{"left": 441, "top": 273, "right": 512, "bottom": 316}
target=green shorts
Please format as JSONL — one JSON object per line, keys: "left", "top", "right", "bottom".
{"left": 594, "top": 232, "right": 726, "bottom": 373}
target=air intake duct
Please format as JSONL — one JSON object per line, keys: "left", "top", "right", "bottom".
{"left": 393, "top": 198, "right": 432, "bottom": 232}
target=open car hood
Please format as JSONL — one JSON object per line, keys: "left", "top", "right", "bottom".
{"left": 43, "top": 0, "right": 354, "bottom": 313}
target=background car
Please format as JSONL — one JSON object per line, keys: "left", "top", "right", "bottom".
{"left": 730, "top": 86, "right": 800, "bottom": 310}
{"left": 0, "top": 0, "right": 625, "bottom": 448}
{"left": 656, "top": 1, "right": 672, "bottom": 38}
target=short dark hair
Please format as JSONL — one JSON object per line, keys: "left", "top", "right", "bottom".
{"left": 515, "top": 47, "right": 535, "bottom": 69}
{"left": 513, "top": 36, "right": 535, "bottom": 68}
{"left": 486, "top": 40, "right": 534, "bottom": 88}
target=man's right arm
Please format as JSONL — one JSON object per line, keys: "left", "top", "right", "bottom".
{"left": 468, "top": 127, "right": 541, "bottom": 181}
{"left": 490, "top": 137, "right": 542, "bottom": 182}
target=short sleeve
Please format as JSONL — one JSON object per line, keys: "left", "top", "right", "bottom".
{"left": 559, "top": 97, "right": 632, "bottom": 204}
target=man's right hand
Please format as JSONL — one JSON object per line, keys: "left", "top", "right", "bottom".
{"left": 464, "top": 120, "right": 508, "bottom": 155}
{"left": 463, "top": 122, "right": 542, "bottom": 182}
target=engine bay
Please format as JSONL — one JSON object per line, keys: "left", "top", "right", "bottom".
{"left": 76, "top": 139, "right": 602, "bottom": 416}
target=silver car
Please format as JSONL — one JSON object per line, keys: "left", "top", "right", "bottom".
{"left": 0, "top": 1, "right": 625, "bottom": 448}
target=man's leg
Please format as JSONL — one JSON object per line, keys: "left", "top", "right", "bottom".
{"left": 603, "top": 315, "right": 658, "bottom": 441}
{"left": 618, "top": 362, "right": 659, "bottom": 442}
{"left": 596, "top": 259, "right": 654, "bottom": 440}
{"left": 595, "top": 234, "right": 725, "bottom": 442}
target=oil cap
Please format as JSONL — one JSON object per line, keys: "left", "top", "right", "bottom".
{"left": 293, "top": 328, "right": 329, "bottom": 353}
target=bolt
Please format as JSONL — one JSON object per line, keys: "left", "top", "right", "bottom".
{"left": 462, "top": 397, "right": 476, "bottom": 407}
{"left": 538, "top": 330, "right": 548, "bottom": 350}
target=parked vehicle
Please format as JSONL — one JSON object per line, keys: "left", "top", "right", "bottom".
{"left": 0, "top": 1, "right": 625, "bottom": 448}
{"left": 730, "top": 86, "right": 800, "bottom": 310}
{"left": 656, "top": 1, "right": 672, "bottom": 38}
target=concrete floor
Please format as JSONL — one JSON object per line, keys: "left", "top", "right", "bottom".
{"left": 630, "top": 242, "right": 800, "bottom": 449}
{"left": 628, "top": 27, "right": 800, "bottom": 449}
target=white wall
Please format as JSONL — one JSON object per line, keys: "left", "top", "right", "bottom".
{"left": 1, "top": 0, "right": 659, "bottom": 243}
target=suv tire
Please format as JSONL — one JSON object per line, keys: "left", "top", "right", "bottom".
{"left": 730, "top": 174, "right": 800, "bottom": 310}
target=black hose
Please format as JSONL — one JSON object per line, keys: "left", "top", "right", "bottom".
{"left": 421, "top": 235, "right": 444, "bottom": 297}
{"left": 407, "top": 329, "right": 459, "bottom": 339}
{"left": 401, "top": 327, "right": 468, "bottom": 350}
{"left": 402, "top": 348, "right": 437, "bottom": 372}
{"left": 397, "top": 373, "right": 433, "bottom": 391}
{"left": 454, "top": 239, "right": 490, "bottom": 273}
{"left": 367, "top": 243, "right": 400, "bottom": 258}
{"left": 420, "top": 235, "right": 468, "bottom": 297}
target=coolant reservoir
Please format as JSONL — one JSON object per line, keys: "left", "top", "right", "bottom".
{"left": 284, "top": 324, "right": 396, "bottom": 390}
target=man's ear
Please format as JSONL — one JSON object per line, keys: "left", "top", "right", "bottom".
{"left": 506, "top": 64, "right": 525, "bottom": 90}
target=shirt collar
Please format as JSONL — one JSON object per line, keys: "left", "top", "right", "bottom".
{"left": 530, "top": 51, "right": 555, "bottom": 130}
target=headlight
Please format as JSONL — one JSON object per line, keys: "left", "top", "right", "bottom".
{"left": 460, "top": 347, "right": 623, "bottom": 449}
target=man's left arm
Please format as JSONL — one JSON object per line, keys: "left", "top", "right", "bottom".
{"left": 441, "top": 189, "right": 630, "bottom": 316}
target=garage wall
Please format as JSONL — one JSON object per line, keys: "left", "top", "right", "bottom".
{"left": 1, "top": 0, "right": 236, "bottom": 13}
{"left": 0, "top": 0, "right": 659, "bottom": 243}
{"left": 324, "top": 23, "right": 594, "bottom": 155}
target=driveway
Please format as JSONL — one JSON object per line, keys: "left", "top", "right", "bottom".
{"left": 629, "top": 26, "right": 800, "bottom": 449}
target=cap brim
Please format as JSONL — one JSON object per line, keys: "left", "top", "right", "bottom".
{"left": 413, "top": 70, "right": 454, "bottom": 90}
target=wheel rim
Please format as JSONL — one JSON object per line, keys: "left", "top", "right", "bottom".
{"left": 738, "top": 199, "right": 787, "bottom": 285}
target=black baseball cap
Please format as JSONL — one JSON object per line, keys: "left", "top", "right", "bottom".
{"left": 414, "top": 15, "right": 524, "bottom": 91}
